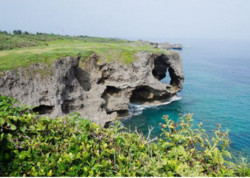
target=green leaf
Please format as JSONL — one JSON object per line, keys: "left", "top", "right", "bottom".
{"left": 19, "top": 151, "right": 26, "bottom": 160}
{"left": 10, "top": 124, "right": 16, "bottom": 130}
{"left": 0, "top": 117, "right": 5, "bottom": 126}
{"left": 0, "top": 133, "right": 4, "bottom": 140}
{"left": 29, "top": 125, "right": 35, "bottom": 130}
{"left": 47, "top": 170, "right": 53, "bottom": 176}
{"left": 20, "top": 126, "right": 26, "bottom": 133}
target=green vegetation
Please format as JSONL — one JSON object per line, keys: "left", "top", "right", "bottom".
{"left": 0, "top": 31, "right": 164, "bottom": 71}
{"left": 0, "top": 96, "right": 249, "bottom": 176}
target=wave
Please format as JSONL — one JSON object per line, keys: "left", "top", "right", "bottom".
{"left": 128, "top": 95, "right": 182, "bottom": 117}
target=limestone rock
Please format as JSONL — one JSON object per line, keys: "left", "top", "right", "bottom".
{"left": 0, "top": 51, "right": 184, "bottom": 125}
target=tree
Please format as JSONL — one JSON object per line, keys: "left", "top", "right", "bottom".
{"left": 13, "top": 30, "right": 22, "bottom": 35}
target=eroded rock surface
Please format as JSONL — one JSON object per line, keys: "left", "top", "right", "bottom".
{"left": 0, "top": 52, "right": 184, "bottom": 125}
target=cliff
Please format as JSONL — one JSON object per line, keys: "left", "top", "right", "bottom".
{"left": 0, "top": 51, "right": 184, "bottom": 125}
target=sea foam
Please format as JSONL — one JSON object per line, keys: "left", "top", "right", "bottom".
{"left": 128, "top": 95, "right": 182, "bottom": 117}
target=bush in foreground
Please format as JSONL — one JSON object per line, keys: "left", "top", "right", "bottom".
{"left": 0, "top": 96, "right": 249, "bottom": 176}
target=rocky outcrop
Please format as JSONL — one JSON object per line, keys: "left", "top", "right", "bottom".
{"left": 137, "top": 40, "right": 183, "bottom": 50}
{"left": 158, "top": 43, "right": 182, "bottom": 50}
{"left": 0, "top": 51, "right": 184, "bottom": 125}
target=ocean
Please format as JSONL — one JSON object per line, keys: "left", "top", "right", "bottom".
{"left": 122, "top": 38, "right": 250, "bottom": 158}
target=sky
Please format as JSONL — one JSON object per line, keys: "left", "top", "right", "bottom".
{"left": 1, "top": 0, "right": 250, "bottom": 40}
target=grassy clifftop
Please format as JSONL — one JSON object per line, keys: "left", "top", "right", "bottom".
{"left": 0, "top": 31, "right": 165, "bottom": 71}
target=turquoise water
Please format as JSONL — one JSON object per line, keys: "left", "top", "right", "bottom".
{"left": 122, "top": 38, "right": 250, "bottom": 158}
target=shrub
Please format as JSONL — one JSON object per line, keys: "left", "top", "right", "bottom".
{"left": 0, "top": 31, "right": 8, "bottom": 34}
{"left": 13, "top": 30, "right": 22, "bottom": 35}
{"left": 0, "top": 96, "right": 249, "bottom": 176}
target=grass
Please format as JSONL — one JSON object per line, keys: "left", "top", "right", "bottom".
{"left": 0, "top": 32, "right": 166, "bottom": 71}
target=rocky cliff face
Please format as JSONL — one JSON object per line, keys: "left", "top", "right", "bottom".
{"left": 0, "top": 51, "right": 184, "bottom": 125}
